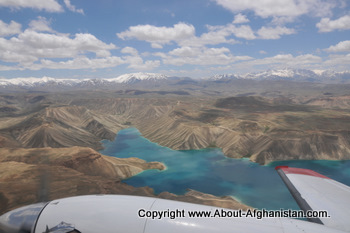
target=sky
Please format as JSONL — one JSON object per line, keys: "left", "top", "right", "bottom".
{"left": 0, "top": 0, "right": 349, "bottom": 79}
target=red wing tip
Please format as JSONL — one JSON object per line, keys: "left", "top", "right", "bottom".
{"left": 275, "top": 165, "right": 289, "bottom": 170}
{"left": 275, "top": 166, "right": 330, "bottom": 179}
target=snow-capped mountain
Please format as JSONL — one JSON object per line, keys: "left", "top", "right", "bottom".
{"left": 210, "top": 68, "right": 350, "bottom": 83}
{"left": 1, "top": 69, "right": 350, "bottom": 90}
{"left": 107, "top": 73, "right": 168, "bottom": 84}
{"left": 208, "top": 74, "right": 239, "bottom": 81}
{"left": 0, "top": 73, "right": 169, "bottom": 88}
{"left": 0, "top": 76, "right": 80, "bottom": 87}
{"left": 241, "top": 68, "right": 317, "bottom": 79}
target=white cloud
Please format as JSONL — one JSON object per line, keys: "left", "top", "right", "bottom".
{"left": 294, "top": 54, "right": 323, "bottom": 64}
{"left": 155, "top": 46, "right": 252, "bottom": 66}
{"left": 121, "top": 46, "right": 139, "bottom": 56}
{"left": 230, "top": 25, "right": 256, "bottom": 40}
{"left": 151, "top": 43, "right": 164, "bottom": 49}
{"left": 205, "top": 23, "right": 256, "bottom": 40}
{"left": 179, "top": 26, "right": 239, "bottom": 47}
{"left": 0, "top": 20, "right": 161, "bottom": 72}
{"left": 0, "top": 27, "right": 118, "bottom": 69}
{"left": 198, "top": 23, "right": 256, "bottom": 42}
{"left": 117, "top": 23, "right": 195, "bottom": 48}
{"left": 0, "top": 20, "right": 21, "bottom": 36}
{"left": 325, "top": 40, "right": 350, "bottom": 53}
{"left": 0, "top": 0, "right": 63, "bottom": 12}
{"left": 213, "top": 0, "right": 303, "bottom": 18}
{"left": 276, "top": 54, "right": 322, "bottom": 66}
{"left": 257, "top": 26, "right": 296, "bottom": 39}
{"left": 159, "top": 52, "right": 328, "bottom": 77}
{"left": 324, "top": 54, "right": 350, "bottom": 68}
{"left": 316, "top": 15, "right": 350, "bottom": 32}
{"left": 168, "top": 46, "right": 203, "bottom": 57}
{"left": 208, "top": 22, "right": 296, "bottom": 41}
{"left": 63, "top": 0, "right": 84, "bottom": 14}
{"left": 232, "top": 53, "right": 323, "bottom": 72}
{"left": 325, "top": 54, "right": 350, "bottom": 65}
{"left": 28, "top": 17, "right": 54, "bottom": 32}
{"left": 117, "top": 22, "right": 243, "bottom": 48}
{"left": 30, "top": 56, "right": 125, "bottom": 70}
{"left": 271, "top": 16, "right": 297, "bottom": 25}
{"left": 116, "top": 21, "right": 301, "bottom": 74}
{"left": 126, "top": 57, "right": 160, "bottom": 70}
{"left": 232, "top": 13, "right": 250, "bottom": 24}
{"left": 0, "top": 36, "right": 37, "bottom": 64}
{"left": 18, "top": 30, "right": 115, "bottom": 58}
{"left": 213, "top": 0, "right": 337, "bottom": 19}
{"left": 121, "top": 46, "right": 160, "bottom": 70}
{"left": 117, "top": 20, "right": 298, "bottom": 51}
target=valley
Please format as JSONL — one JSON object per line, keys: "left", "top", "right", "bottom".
{"left": 1, "top": 71, "right": 350, "bottom": 214}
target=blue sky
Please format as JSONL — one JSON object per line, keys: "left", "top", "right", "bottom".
{"left": 0, "top": 0, "right": 349, "bottom": 79}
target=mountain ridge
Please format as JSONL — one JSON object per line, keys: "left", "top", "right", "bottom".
{"left": 0, "top": 72, "right": 169, "bottom": 87}
{"left": 1, "top": 68, "right": 350, "bottom": 89}
{"left": 209, "top": 68, "right": 350, "bottom": 83}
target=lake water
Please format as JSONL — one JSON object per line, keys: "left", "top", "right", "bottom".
{"left": 100, "top": 127, "right": 350, "bottom": 210}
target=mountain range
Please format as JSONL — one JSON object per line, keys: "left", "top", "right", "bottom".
{"left": 0, "top": 72, "right": 169, "bottom": 87}
{"left": 208, "top": 68, "right": 350, "bottom": 83}
{"left": 1, "top": 68, "right": 350, "bottom": 214}
{"left": 1, "top": 69, "right": 350, "bottom": 90}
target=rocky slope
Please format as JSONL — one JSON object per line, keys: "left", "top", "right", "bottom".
{"left": 0, "top": 147, "right": 252, "bottom": 215}
{"left": 1, "top": 92, "right": 350, "bottom": 214}
{"left": 0, "top": 147, "right": 165, "bottom": 179}
{"left": 303, "top": 95, "right": 350, "bottom": 109}
{"left": 121, "top": 96, "right": 350, "bottom": 164}
{"left": 1, "top": 69, "right": 349, "bottom": 91}
{"left": 0, "top": 105, "right": 124, "bottom": 150}
{"left": 2, "top": 94, "right": 349, "bottom": 165}
{"left": 159, "top": 189, "right": 250, "bottom": 211}
{"left": 0, "top": 147, "right": 165, "bottom": 214}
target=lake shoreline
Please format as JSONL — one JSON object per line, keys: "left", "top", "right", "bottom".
{"left": 100, "top": 127, "right": 350, "bottom": 210}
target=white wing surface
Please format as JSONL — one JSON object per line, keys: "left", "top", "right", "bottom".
{"left": 276, "top": 166, "right": 350, "bottom": 232}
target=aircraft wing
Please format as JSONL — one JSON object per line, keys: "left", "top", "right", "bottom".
{"left": 276, "top": 166, "right": 350, "bottom": 232}
{"left": 1, "top": 166, "right": 350, "bottom": 233}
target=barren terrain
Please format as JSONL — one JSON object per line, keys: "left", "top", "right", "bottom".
{"left": 1, "top": 80, "right": 350, "bottom": 213}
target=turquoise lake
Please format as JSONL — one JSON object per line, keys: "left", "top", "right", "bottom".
{"left": 100, "top": 127, "right": 350, "bottom": 210}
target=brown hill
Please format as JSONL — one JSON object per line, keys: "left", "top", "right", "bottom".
{"left": 121, "top": 96, "right": 350, "bottom": 164}
{"left": 304, "top": 96, "right": 350, "bottom": 109}
{"left": 0, "top": 147, "right": 248, "bottom": 215}
{"left": 2, "top": 92, "right": 350, "bottom": 215}
{"left": 0, "top": 147, "right": 165, "bottom": 214}
{"left": 0, "top": 105, "right": 123, "bottom": 150}
{"left": 159, "top": 189, "right": 250, "bottom": 211}
{"left": 2, "top": 94, "right": 350, "bottom": 164}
